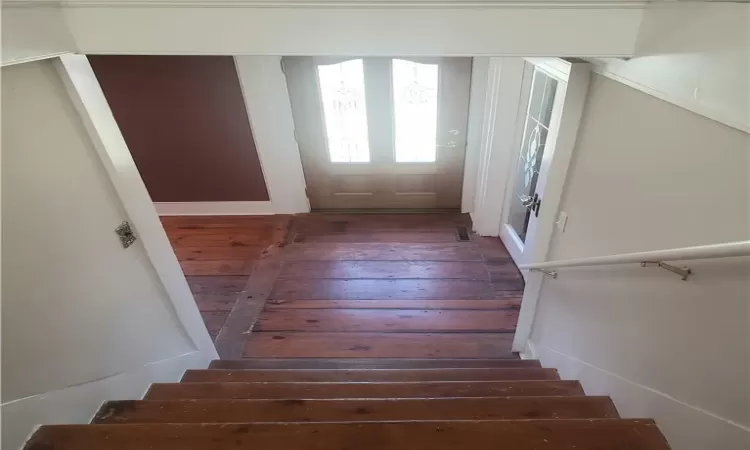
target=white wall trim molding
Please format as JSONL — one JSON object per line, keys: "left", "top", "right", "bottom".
{"left": 461, "top": 57, "right": 489, "bottom": 213}
{"left": 60, "top": 8, "right": 643, "bottom": 57}
{"left": 1, "top": 51, "right": 72, "bottom": 67}
{"left": 155, "top": 201, "right": 278, "bottom": 216}
{"left": 4, "top": 0, "right": 649, "bottom": 8}
{"left": 3, "top": 351, "right": 211, "bottom": 450}
{"left": 1, "top": 6, "right": 76, "bottom": 66}
{"left": 54, "top": 54, "right": 218, "bottom": 358}
{"left": 233, "top": 56, "right": 310, "bottom": 215}
{"left": 471, "top": 57, "right": 525, "bottom": 236}
{"left": 588, "top": 59, "right": 750, "bottom": 134}
{"left": 532, "top": 342, "right": 750, "bottom": 449}
{"left": 2, "top": 2, "right": 645, "bottom": 58}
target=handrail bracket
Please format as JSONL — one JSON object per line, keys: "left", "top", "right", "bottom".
{"left": 640, "top": 261, "right": 692, "bottom": 281}
{"left": 529, "top": 268, "right": 558, "bottom": 279}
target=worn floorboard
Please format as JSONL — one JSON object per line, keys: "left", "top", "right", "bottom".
{"left": 243, "top": 332, "right": 515, "bottom": 358}
{"left": 265, "top": 299, "right": 522, "bottom": 310}
{"left": 162, "top": 216, "right": 291, "bottom": 342}
{"left": 279, "top": 261, "right": 489, "bottom": 280}
{"left": 254, "top": 309, "right": 519, "bottom": 333}
{"left": 284, "top": 243, "right": 483, "bottom": 261}
{"left": 162, "top": 213, "right": 523, "bottom": 357}
{"left": 269, "top": 279, "right": 500, "bottom": 300}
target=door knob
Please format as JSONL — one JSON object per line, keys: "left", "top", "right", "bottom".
{"left": 531, "top": 193, "right": 542, "bottom": 217}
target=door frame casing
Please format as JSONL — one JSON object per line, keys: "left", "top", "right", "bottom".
{"left": 470, "top": 57, "right": 527, "bottom": 234}
{"left": 509, "top": 59, "right": 591, "bottom": 352}
{"left": 499, "top": 58, "right": 572, "bottom": 266}
{"left": 284, "top": 56, "right": 472, "bottom": 210}
{"left": 469, "top": 57, "right": 590, "bottom": 351}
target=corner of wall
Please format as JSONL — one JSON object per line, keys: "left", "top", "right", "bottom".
{"left": 529, "top": 341, "right": 750, "bottom": 450}
{"left": 2, "top": 351, "right": 213, "bottom": 450}
{"left": 1, "top": 5, "right": 76, "bottom": 66}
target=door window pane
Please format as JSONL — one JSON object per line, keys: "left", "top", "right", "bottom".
{"left": 317, "top": 59, "right": 370, "bottom": 162}
{"left": 392, "top": 59, "right": 439, "bottom": 162}
{"left": 507, "top": 68, "right": 558, "bottom": 243}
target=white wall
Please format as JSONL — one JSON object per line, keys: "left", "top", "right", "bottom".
{"left": 234, "top": 56, "right": 309, "bottom": 215}
{"left": 59, "top": 5, "right": 642, "bottom": 57}
{"left": 1, "top": 6, "right": 75, "bottom": 66}
{"left": 528, "top": 74, "right": 750, "bottom": 450}
{"left": 461, "top": 57, "right": 489, "bottom": 213}
{"left": 591, "top": 3, "right": 750, "bottom": 133}
{"left": 1, "top": 60, "right": 212, "bottom": 450}
{"left": 153, "top": 56, "right": 311, "bottom": 216}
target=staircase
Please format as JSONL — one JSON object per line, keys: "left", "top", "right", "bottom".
{"left": 24, "top": 357, "right": 671, "bottom": 449}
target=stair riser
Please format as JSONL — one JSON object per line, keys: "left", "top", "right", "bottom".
{"left": 182, "top": 368, "right": 559, "bottom": 383}
{"left": 208, "top": 359, "right": 541, "bottom": 370}
{"left": 146, "top": 381, "right": 585, "bottom": 400}
{"left": 93, "top": 397, "right": 619, "bottom": 424}
{"left": 25, "top": 420, "right": 671, "bottom": 450}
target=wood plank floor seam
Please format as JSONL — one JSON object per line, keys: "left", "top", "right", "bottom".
{"left": 249, "top": 330, "right": 518, "bottom": 334}
{"left": 163, "top": 213, "right": 525, "bottom": 359}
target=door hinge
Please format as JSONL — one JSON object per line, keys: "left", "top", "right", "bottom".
{"left": 304, "top": 187, "right": 310, "bottom": 199}
{"left": 280, "top": 58, "right": 286, "bottom": 74}
{"left": 292, "top": 129, "right": 300, "bottom": 143}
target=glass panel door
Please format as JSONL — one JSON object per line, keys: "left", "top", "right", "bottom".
{"left": 507, "top": 69, "right": 558, "bottom": 242}
{"left": 499, "top": 59, "right": 568, "bottom": 267}
{"left": 391, "top": 59, "right": 439, "bottom": 163}
{"left": 317, "top": 59, "right": 371, "bottom": 163}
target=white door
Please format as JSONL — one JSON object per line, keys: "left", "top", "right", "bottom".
{"left": 284, "top": 56, "right": 472, "bottom": 210}
{"left": 500, "top": 59, "right": 572, "bottom": 267}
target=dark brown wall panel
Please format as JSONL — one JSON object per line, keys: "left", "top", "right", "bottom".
{"left": 89, "top": 55, "right": 269, "bottom": 202}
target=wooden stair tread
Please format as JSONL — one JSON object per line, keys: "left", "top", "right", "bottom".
{"left": 253, "top": 308, "right": 519, "bottom": 332}
{"left": 182, "top": 368, "right": 559, "bottom": 382}
{"left": 243, "top": 332, "right": 514, "bottom": 358}
{"left": 93, "top": 396, "right": 619, "bottom": 424}
{"left": 265, "top": 299, "right": 522, "bottom": 310}
{"left": 146, "top": 380, "right": 584, "bottom": 400}
{"left": 25, "top": 420, "right": 670, "bottom": 450}
{"left": 209, "top": 358, "right": 539, "bottom": 370}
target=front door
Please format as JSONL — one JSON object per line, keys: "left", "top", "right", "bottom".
{"left": 500, "top": 59, "right": 570, "bottom": 266}
{"left": 284, "top": 57, "right": 471, "bottom": 210}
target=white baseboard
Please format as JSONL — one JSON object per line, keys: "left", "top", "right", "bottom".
{"left": 3, "top": 350, "right": 212, "bottom": 450}
{"left": 518, "top": 340, "right": 538, "bottom": 360}
{"left": 155, "top": 201, "right": 276, "bottom": 216}
{"left": 531, "top": 342, "right": 750, "bottom": 450}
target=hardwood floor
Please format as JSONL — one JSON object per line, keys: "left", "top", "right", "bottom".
{"left": 162, "top": 213, "right": 524, "bottom": 357}
{"left": 161, "top": 215, "right": 292, "bottom": 341}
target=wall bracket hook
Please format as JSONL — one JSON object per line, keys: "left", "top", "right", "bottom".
{"left": 640, "top": 261, "right": 692, "bottom": 281}
{"left": 529, "top": 268, "right": 558, "bottom": 279}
